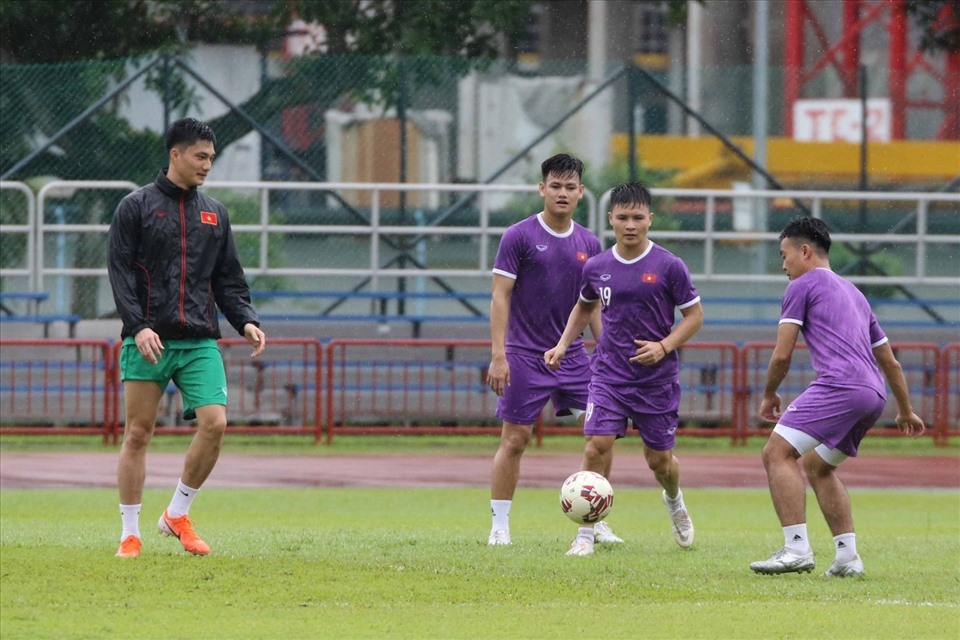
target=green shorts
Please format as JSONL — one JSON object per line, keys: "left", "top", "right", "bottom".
{"left": 120, "top": 337, "right": 227, "bottom": 420}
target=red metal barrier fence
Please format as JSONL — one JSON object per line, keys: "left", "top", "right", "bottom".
{"left": 0, "top": 340, "right": 114, "bottom": 441}
{"left": 1, "top": 339, "right": 956, "bottom": 445}
{"left": 106, "top": 338, "right": 323, "bottom": 442}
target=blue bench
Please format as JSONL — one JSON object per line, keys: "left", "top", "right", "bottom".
{"left": 0, "top": 313, "right": 82, "bottom": 337}
{"left": 0, "top": 291, "right": 49, "bottom": 316}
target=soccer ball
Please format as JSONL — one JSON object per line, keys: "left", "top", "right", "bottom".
{"left": 559, "top": 471, "right": 614, "bottom": 524}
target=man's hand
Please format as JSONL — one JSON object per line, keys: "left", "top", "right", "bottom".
{"left": 544, "top": 344, "right": 567, "bottom": 371}
{"left": 134, "top": 328, "right": 163, "bottom": 364}
{"left": 895, "top": 411, "right": 926, "bottom": 438}
{"left": 487, "top": 353, "right": 509, "bottom": 396}
{"left": 244, "top": 323, "right": 266, "bottom": 358}
{"left": 759, "top": 393, "right": 782, "bottom": 423}
{"left": 630, "top": 339, "right": 667, "bottom": 366}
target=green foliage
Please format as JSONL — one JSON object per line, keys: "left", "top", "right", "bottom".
{"left": 282, "top": 0, "right": 534, "bottom": 57}
{"left": 830, "top": 243, "right": 904, "bottom": 299}
{"left": 0, "top": 0, "right": 261, "bottom": 64}
{"left": 1, "top": 486, "right": 957, "bottom": 638}
{"left": 906, "top": 0, "right": 960, "bottom": 52}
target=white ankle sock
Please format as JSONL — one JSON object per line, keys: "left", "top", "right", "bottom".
{"left": 783, "top": 524, "right": 811, "bottom": 554}
{"left": 167, "top": 479, "right": 199, "bottom": 518}
{"left": 120, "top": 503, "right": 141, "bottom": 540}
{"left": 577, "top": 526, "right": 595, "bottom": 542}
{"left": 491, "top": 500, "right": 511, "bottom": 532}
{"left": 833, "top": 533, "right": 857, "bottom": 563}
{"left": 665, "top": 489, "right": 685, "bottom": 511}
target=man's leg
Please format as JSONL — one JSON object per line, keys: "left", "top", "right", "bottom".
{"left": 566, "top": 435, "right": 617, "bottom": 555}
{"left": 180, "top": 403, "right": 228, "bottom": 491}
{"left": 761, "top": 432, "right": 807, "bottom": 527}
{"left": 489, "top": 421, "right": 533, "bottom": 544}
{"left": 750, "top": 430, "right": 815, "bottom": 574}
{"left": 804, "top": 451, "right": 864, "bottom": 576}
{"left": 157, "top": 403, "right": 226, "bottom": 556}
{"left": 116, "top": 381, "right": 164, "bottom": 557}
{"left": 644, "top": 445, "right": 694, "bottom": 549}
{"left": 582, "top": 434, "right": 615, "bottom": 478}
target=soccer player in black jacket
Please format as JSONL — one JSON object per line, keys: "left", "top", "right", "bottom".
{"left": 108, "top": 118, "right": 266, "bottom": 557}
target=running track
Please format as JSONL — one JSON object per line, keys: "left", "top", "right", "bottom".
{"left": 1, "top": 452, "right": 957, "bottom": 489}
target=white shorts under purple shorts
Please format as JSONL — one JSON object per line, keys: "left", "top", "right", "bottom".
{"left": 776, "top": 381, "right": 885, "bottom": 457}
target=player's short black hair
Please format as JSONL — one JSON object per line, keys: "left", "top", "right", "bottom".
{"left": 609, "top": 181, "right": 652, "bottom": 210}
{"left": 165, "top": 118, "right": 216, "bottom": 151}
{"left": 780, "top": 216, "right": 832, "bottom": 254}
{"left": 541, "top": 154, "right": 584, "bottom": 182}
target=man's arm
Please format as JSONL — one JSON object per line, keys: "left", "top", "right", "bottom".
{"left": 487, "top": 274, "right": 514, "bottom": 396}
{"left": 212, "top": 211, "right": 260, "bottom": 336}
{"left": 107, "top": 199, "right": 149, "bottom": 336}
{"left": 873, "top": 342, "right": 926, "bottom": 437}
{"left": 545, "top": 298, "right": 598, "bottom": 370}
{"left": 630, "top": 301, "right": 703, "bottom": 366}
{"left": 758, "top": 321, "right": 801, "bottom": 422}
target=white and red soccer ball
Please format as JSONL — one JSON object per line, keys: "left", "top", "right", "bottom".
{"left": 559, "top": 471, "right": 614, "bottom": 524}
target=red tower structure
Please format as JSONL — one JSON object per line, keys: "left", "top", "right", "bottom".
{"left": 785, "top": 0, "right": 960, "bottom": 140}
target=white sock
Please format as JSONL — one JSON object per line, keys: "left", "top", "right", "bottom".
{"left": 491, "top": 500, "right": 511, "bottom": 532}
{"left": 834, "top": 533, "right": 858, "bottom": 563}
{"left": 577, "top": 526, "right": 595, "bottom": 544}
{"left": 167, "top": 479, "right": 199, "bottom": 518}
{"left": 665, "top": 489, "right": 685, "bottom": 511}
{"left": 783, "top": 524, "right": 811, "bottom": 554}
{"left": 120, "top": 503, "right": 141, "bottom": 540}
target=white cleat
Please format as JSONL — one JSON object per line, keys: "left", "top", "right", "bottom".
{"left": 824, "top": 555, "right": 865, "bottom": 578}
{"left": 593, "top": 520, "right": 624, "bottom": 544}
{"left": 488, "top": 529, "right": 511, "bottom": 546}
{"left": 750, "top": 547, "right": 816, "bottom": 574}
{"left": 662, "top": 491, "right": 694, "bottom": 548}
{"left": 565, "top": 537, "right": 595, "bottom": 556}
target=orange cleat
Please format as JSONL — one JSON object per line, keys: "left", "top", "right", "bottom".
{"left": 116, "top": 535, "right": 142, "bottom": 558}
{"left": 158, "top": 509, "right": 211, "bottom": 555}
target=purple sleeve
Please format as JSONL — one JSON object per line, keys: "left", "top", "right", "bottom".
{"left": 670, "top": 258, "right": 700, "bottom": 308}
{"left": 780, "top": 279, "right": 807, "bottom": 324}
{"left": 492, "top": 225, "right": 523, "bottom": 277}
{"left": 579, "top": 258, "right": 599, "bottom": 302}
{"left": 868, "top": 311, "right": 886, "bottom": 345}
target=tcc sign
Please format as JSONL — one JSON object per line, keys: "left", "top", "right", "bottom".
{"left": 793, "top": 99, "right": 892, "bottom": 142}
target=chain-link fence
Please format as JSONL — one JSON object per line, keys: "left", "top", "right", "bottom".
{"left": 2, "top": 52, "right": 957, "bottom": 328}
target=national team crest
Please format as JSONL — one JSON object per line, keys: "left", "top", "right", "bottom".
{"left": 576, "top": 251, "right": 588, "bottom": 262}
{"left": 200, "top": 211, "right": 218, "bottom": 225}
{"left": 642, "top": 273, "right": 657, "bottom": 283}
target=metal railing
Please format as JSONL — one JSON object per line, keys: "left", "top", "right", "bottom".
{"left": 1, "top": 180, "right": 957, "bottom": 323}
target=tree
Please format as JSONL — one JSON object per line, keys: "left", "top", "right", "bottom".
{"left": 906, "top": 0, "right": 960, "bottom": 52}
{"left": 0, "top": 0, "right": 262, "bottom": 64}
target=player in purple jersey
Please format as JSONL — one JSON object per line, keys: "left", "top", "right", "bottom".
{"left": 487, "top": 154, "right": 609, "bottom": 546}
{"left": 750, "top": 216, "right": 925, "bottom": 577}
{"left": 546, "top": 181, "right": 704, "bottom": 556}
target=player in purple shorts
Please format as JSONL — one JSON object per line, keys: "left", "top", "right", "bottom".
{"left": 486, "top": 154, "right": 605, "bottom": 546}
{"left": 546, "top": 181, "right": 704, "bottom": 556}
{"left": 750, "top": 216, "right": 925, "bottom": 577}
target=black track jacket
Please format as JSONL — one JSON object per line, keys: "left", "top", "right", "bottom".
{"left": 108, "top": 169, "right": 260, "bottom": 341}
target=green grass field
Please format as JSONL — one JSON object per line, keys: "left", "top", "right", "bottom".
{"left": 2, "top": 484, "right": 958, "bottom": 639}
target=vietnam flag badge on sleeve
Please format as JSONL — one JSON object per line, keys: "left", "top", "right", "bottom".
{"left": 200, "top": 211, "right": 218, "bottom": 225}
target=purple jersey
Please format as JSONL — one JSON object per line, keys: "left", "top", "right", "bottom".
{"left": 493, "top": 212, "right": 601, "bottom": 355}
{"left": 581, "top": 243, "right": 700, "bottom": 386}
{"left": 780, "top": 267, "right": 887, "bottom": 396}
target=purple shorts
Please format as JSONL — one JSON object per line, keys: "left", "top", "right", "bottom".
{"left": 583, "top": 379, "right": 681, "bottom": 451}
{"left": 495, "top": 350, "right": 591, "bottom": 425}
{"left": 777, "top": 382, "right": 885, "bottom": 457}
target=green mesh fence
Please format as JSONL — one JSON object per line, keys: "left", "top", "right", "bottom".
{"left": 1, "top": 54, "right": 955, "bottom": 326}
